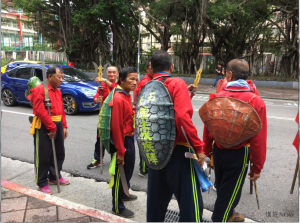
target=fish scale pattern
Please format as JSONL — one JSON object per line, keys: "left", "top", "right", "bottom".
{"left": 136, "top": 80, "right": 176, "bottom": 170}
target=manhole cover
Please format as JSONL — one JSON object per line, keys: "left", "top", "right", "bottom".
{"left": 164, "top": 209, "right": 212, "bottom": 222}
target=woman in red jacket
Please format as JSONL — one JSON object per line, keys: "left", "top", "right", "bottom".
{"left": 110, "top": 67, "right": 138, "bottom": 218}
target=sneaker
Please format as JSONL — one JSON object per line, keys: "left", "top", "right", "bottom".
{"left": 138, "top": 172, "right": 148, "bottom": 179}
{"left": 228, "top": 210, "right": 245, "bottom": 222}
{"left": 49, "top": 177, "right": 70, "bottom": 185}
{"left": 38, "top": 185, "right": 52, "bottom": 195}
{"left": 121, "top": 194, "right": 138, "bottom": 201}
{"left": 112, "top": 208, "right": 134, "bottom": 218}
{"left": 87, "top": 159, "right": 104, "bottom": 169}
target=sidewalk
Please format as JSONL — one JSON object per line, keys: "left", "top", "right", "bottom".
{"left": 1, "top": 157, "right": 255, "bottom": 222}
{"left": 2, "top": 180, "right": 125, "bottom": 222}
{"left": 194, "top": 84, "right": 298, "bottom": 100}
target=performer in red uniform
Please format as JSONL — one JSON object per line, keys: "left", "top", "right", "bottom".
{"left": 87, "top": 66, "right": 119, "bottom": 169}
{"left": 110, "top": 67, "right": 138, "bottom": 218}
{"left": 134, "top": 60, "right": 198, "bottom": 179}
{"left": 29, "top": 66, "right": 69, "bottom": 195}
{"left": 147, "top": 51, "right": 205, "bottom": 222}
{"left": 203, "top": 59, "right": 267, "bottom": 222}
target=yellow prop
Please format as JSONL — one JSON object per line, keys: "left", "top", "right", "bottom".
{"left": 98, "top": 65, "right": 103, "bottom": 81}
{"left": 193, "top": 62, "right": 204, "bottom": 87}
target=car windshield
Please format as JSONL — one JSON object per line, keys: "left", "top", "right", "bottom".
{"left": 62, "top": 67, "right": 93, "bottom": 82}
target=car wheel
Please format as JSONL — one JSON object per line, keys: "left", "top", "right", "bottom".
{"left": 63, "top": 95, "right": 79, "bottom": 115}
{"left": 2, "top": 89, "right": 17, "bottom": 107}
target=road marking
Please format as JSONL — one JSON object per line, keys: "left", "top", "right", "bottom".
{"left": 2, "top": 110, "right": 32, "bottom": 116}
{"left": 266, "top": 116, "right": 294, "bottom": 121}
{"left": 3, "top": 109, "right": 295, "bottom": 121}
{"left": 264, "top": 101, "right": 274, "bottom": 105}
{"left": 294, "top": 103, "right": 298, "bottom": 106}
{"left": 284, "top": 103, "right": 292, "bottom": 106}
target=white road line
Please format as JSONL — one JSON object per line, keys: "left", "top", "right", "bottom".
{"left": 284, "top": 103, "right": 292, "bottom": 106}
{"left": 2, "top": 110, "right": 33, "bottom": 116}
{"left": 294, "top": 103, "right": 298, "bottom": 106}
{"left": 3, "top": 109, "right": 295, "bottom": 121}
{"left": 266, "top": 116, "right": 294, "bottom": 121}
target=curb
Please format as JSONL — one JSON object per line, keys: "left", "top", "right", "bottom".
{"left": 1, "top": 179, "right": 133, "bottom": 222}
{"left": 194, "top": 92, "right": 297, "bottom": 101}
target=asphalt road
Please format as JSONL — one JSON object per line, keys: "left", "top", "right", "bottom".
{"left": 1, "top": 95, "right": 299, "bottom": 222}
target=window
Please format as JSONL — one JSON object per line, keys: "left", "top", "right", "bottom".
{"left": 15, "top": 68, "right": 32, "bottom": 79}
{"left": 7, "top": 70, "right": 16, "bottom": 77}
{"left": 34, "top": 69, "right": 43, "bottom": 81}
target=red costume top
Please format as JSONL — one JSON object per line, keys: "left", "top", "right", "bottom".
{"left": 153, "top": 73, "right": 204, "bottom": 153}
{"left": 203, "top": 85, "right": 267, "bottom": 174}
{"left": 30, "top": 84, "right": 67, "bottom": 132}
{"left": 134, "top": 73, "right": 153, "bottom": 97}
{"left": 93, "top": 81, "right": 118, "bottom": 103}
{"left": 293, "top": 112, "right": 299, "bottom": 153}
{"left": 110, "top": 87, "right": 135, "bottom": 157}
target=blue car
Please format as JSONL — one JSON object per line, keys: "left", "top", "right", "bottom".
{"left": 1, "top": 64, "right": 99, "bottom": 115}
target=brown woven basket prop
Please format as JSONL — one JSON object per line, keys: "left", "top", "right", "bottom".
{"left": 199, "top": 97, "right": 262, "bottom": 148}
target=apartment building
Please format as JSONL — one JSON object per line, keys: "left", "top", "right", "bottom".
{"left": 1, "top": 7, "right": 39, "bottom": 51}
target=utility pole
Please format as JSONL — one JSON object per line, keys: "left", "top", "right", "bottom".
{"left": 137, "top": 10, "right": 141, "bottom": 80}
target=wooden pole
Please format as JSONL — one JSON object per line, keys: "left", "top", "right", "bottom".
{"left": 290, "top": 156, "right": 299, "bottom": 194}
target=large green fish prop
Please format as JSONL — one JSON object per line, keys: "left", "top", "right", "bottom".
{"left": 26, "top": 76, "right": 42, "bottom": 106}
{"left": 98, "top": 88, "right": 116, "bottom": 154}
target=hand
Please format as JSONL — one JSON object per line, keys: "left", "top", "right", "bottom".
{"left": 95, "top": 96, "right": 103, "bottom": 104}
{"left": 196, "top": 152, "right": 205, "bottom": 168}
{"left": 63, "top": 128, "right": 68, "bottom": 139}
{"left": 116, "top": 156, "right": 125, "bottom": 166}
{"left": 95, "top": 77, "right": 99, "bottom": 83}
{"left": 188, "top": 84, "right": 196, "bottom": 92}
{"left": 248, "top": 171, "right": 260, "bottom": 182}
{"left": 47, "top": 131, "right": 56, "bottom": 139}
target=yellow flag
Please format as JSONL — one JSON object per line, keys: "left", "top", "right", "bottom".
{"left": 194, "top": 62, "right": 203, "bottom": 87}
{"left": 98, "top": 65, "right": 103, "bottom": 81}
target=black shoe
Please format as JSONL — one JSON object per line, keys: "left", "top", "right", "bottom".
{"left": 121, "top": 194, "right": 138, "bottom": 201}
{"left": 112, "top": 208, "right": 134, "bottom": 218}
{"left": 138, "top": 172, "right": 148, "bottom": 179}
{"left": 87, "top": 159, "right": 104, "bottom": 169}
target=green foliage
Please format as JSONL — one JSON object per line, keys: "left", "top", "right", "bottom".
{"left": 202, "top": 60, "right": 215, "bottom": 74}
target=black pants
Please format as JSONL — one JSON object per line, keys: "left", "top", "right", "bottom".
{"left": 147, "top": 145, "right": 203, "bottom": 222}
{"left": 110, "top": 136, "right": 135, "bottom": 213}
{"left": 94, "top": 128, "right": 105, "bottom": 161}
{"left": 139, "top": 152, "right": 148, "bottom": 174}
{"left": 33, "top": 122, "right": 65, "bottom": 187}
{"left": 212, "top": 144, "right": 250, "bottom": 222}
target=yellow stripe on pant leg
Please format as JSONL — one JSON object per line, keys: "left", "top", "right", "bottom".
{"left": 222, "top": 147, "right": 249, "bottom": 222}
{"left": 115, "top": 169, "right": 120, "bottom": 213}
{"left": 35, "top": 129, "right": 39, "bottom": 185}
{"left": 189, "top": 148, "right": 200, "bottom": 222}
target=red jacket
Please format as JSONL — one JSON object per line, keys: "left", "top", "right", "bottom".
{"left": 153, "top": 73, "right": 204, "bottom": 153}
{"left": 110, "top": 88, "right": 135, "bottom": 157}
{"left": 134, "top": 73, "right": 153, "bottom": 97}
{"left": 93, "top": 81, "right": 118, "bottom": 103}
{"left": 30, "top": 83, "right": 67, "bottom": 132}
{"left": 203, "top": 85, "right": 267, "bottom": 174}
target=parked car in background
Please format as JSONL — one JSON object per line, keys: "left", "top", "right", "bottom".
{"left": 1, "top": 64, "right": 99, "bottom": 115}
{"left": 1, "top": 60, "right": 48, "bottom": 74}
